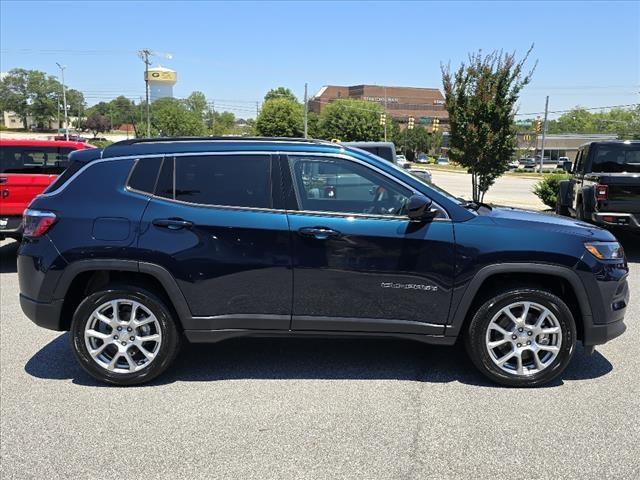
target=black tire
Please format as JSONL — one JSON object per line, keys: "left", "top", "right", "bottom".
{"left": 464, "top": 288, "right": 576, "bottom": 387}
{"left": 555, "top": 195, "right": 569, "bottom": 216}
{"left": 70, "top": 284, "right": 181, "bottom": 386}
{"left": 576, "top": 202, "right": 586, "bottom": 222}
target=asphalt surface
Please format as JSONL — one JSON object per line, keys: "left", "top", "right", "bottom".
{"left": 1, "top": 232, "right": 639, "bottom": 479}
{"left": 431, "top": 169, "right": 547, "bottom": 210}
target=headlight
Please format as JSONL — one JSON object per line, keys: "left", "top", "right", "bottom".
{"left": 584, "top": 242, "right": 624, "bottom": 260}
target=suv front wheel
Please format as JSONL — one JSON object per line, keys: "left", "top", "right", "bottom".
{"left": 465, "top": 288, "right": 576, "bottom": 387}
{"left": 71, "top": 285, "right": 181, "bottom": 385}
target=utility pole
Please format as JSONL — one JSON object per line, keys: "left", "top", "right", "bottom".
{"left": 539, "top": 95, "right": 549, "bottom": 172}
{"left": 256, "top": 101, "right": 260, "bottom": 118}
{"left": 303, "top": 82, "right": 308, "bottom": 139}
{"left": 56, "top": 63, "right": 69, "bottom": 140}
{"left": 138, "top": 49, "right": 151, "bottom": 137}
{"left": 384, "top": 85, "right": 388, "bottom": 142}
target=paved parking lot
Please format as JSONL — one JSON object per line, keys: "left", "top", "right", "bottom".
{"left": 1, "top": 232, "right": 639, "bottom": 479}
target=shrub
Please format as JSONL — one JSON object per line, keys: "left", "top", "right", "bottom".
{"left": 88, "top": 139, "right": 113, "bottom": 149}
{"left": 533, "top": 173, "right": 569, "bottom": 209}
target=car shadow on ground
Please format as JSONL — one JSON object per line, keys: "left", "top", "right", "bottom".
{"left": 0, "top": 240, "right": 18, "bottom": 274}
{"left": 25, "top": 333, "right": 613, "bottom": 389}
{"left": 615, "top": 230, "right": 640, "bottom": 264}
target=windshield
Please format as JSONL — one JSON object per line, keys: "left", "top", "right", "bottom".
{"left": 0, "top": 146, "right": 74, "bottom": 174}
{"left": 591, "top": 144, "right": 640, "bottom": 173}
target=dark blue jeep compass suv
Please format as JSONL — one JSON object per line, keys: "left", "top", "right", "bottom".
{"left": 18, "top": 138, "right": 629, "bottom": 386}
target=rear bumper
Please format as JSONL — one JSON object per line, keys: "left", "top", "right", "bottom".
{"left": 592, "top": 212, "right": 640, "bottom": 229}
{"left": 0, "top": 215, "right": 23, "bottom": 239}
{"left": 19, "top": 294, "right": 65, "bottom": 331}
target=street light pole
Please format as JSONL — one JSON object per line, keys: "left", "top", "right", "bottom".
{"left": 384, "top": 85, "right": 388, "bottom": 142}
{"left": 56, "top": 63, "right": 69, "bottom": 140}
{"left": 539, "top": 96, "right": 549, "bottom": 172}
{"left": 303, "top": 82, "right": 308, "bottom": 139}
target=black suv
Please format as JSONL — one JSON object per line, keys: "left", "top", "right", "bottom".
{"left": 18, "top": 138, "right": 629, "bottom": 386}
{"left": 557, "top": 140, "right": 640, "bottom": 229}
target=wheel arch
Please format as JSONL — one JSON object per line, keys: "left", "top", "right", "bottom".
{"left": 55, "top": 260, "right": 192, "bottom": 331}
{"left": 446, "top": 263, "right": 592, "bottom": 341}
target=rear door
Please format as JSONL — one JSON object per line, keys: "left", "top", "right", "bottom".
{"left": 283, "top": 153, "right": 455, "bottom": 335}
{"left": 0, "top": 145, "right": 74, "bottom": 217}
{"left": 137, "top": 152, "right": 293, "bottom": 331}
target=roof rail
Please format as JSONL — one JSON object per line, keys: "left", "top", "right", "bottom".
{"left": 107, "top": 136, "right": 336, "bottom": 147}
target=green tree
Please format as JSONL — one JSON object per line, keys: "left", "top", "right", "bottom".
{"left": 442, "top": 48, "right": 535, "bottom": 202}
{"left": 264, "top": 87, "right": 297, "bottom": 103}
{"left": 109, "top": 96, "right": 137, "bottom": 128}
{"left": 307, "top": 111, "right": 321, "bottom": 138}
{"left": 210, "top": 111, "right": 236, "bottom": 135}
{"left": 255, "top": 98, "right": 303, "bottom": 137}
{"left": 0, "top": 68, "right": 31, "bottom": 128}
{"left": 27, "top": 71, "right": 60, "bottom": 129}
{"left": 151, "top": 97, "right": 206, "bottom": 136}
{"left": 318, "top": 99, "right": 383, "bottom": 141}
{"left": 64, "top": 88, "right": 85, "bottom": 117}
{"left": 396, "top": 126, "right": 433, "bottom": 160}
{"left": 185, "top": 91, "right": 208, "bottom": 117}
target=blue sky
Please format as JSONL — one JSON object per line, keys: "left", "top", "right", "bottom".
{"left": 1, "top": 0, "right": 638, "bottom": 119}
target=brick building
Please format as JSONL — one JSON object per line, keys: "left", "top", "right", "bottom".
{"left": 308, "top": 84, "right": 449, "bottom": 130}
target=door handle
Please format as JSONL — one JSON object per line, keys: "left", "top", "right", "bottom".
{"left": 0, "top": 177, "right": 7, "bottom": 185}
{"left": 298, "top": 226, "right": 341, "bottom": 240}
{"left": 152, "top": 218, "right": 194, "bottom": 230}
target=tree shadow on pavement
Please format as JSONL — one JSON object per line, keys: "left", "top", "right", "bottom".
{"left": 0, "top": 240, "right": 18, "bottom": 274}
{"left": 25, "top": 333, "right": 613, "bottom": 389}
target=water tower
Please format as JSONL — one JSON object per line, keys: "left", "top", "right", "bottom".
{"left": 145, "top": 65, "right": 177, "bottom": 102}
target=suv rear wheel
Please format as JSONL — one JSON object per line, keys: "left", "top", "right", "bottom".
{"left": 464, "top": 288, "right": 576, "bottom": 387}
{"left": 70, "top": 285, "right": 181, "bottom": 385}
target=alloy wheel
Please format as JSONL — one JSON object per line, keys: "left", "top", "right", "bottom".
{"left": 84, "top": 299, "right": 162, "bottom": 373}
{"left": 485, "top": 301, "right": 562, "bottom": 376}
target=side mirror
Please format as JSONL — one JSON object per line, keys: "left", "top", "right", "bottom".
{"left": 562, "top": 160, "right": 573, "bottom": 172}
{"left": 406, "top": 194, "right": 437, "bottom": 221}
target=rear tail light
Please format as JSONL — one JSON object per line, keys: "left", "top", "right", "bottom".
{"left": 23, "top": 209, "right": 57, "bottom": 238}
{"left": 595, "top": 184, "right": 608, "bottom": 201}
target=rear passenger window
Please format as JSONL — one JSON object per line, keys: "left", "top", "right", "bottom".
{"left": 157, "top": 155, "right": 272, "bottom": 208}
{"left": 127, "top": 157, "right": 163, "bottom": 193}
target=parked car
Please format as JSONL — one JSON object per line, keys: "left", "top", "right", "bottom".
{"left": 342, "top": 141, "right": 396, "bottom": 164}
{"left": 556, "top": 156, "right": 572, "bottom": 171}
{"left": 0, "top": 139, "right": 92, "bottom": 240}
{"left": 436, "top": 157, "right": 449, "bottom": 165}
{"left": 415, "top": 153, "right": 429, "bottom": 164}
{"left": 508, "top": 160, "right": 520, "bottom": 170}
{"left": 532, "top": 156, "right": 557, "bottom": 172}
{"left": 407, "top": 168, "right": 432, "bottom": 183}
{"left": 518, "top": 157, "right": 536, "bottom": 170}
{"left": 19, "top": 137, "right": 628, "bottom": 387}
{"left": 556, "top": 140, "right": 640, "bottom": 229}
{"left": 395, "top": 154, "right": 411, "bottom": 169}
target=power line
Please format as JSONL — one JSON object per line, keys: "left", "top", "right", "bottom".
{"left": 515, "top": 103, "right": 638, "bottom": 117}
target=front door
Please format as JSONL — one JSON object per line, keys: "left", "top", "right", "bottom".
{"left": 137, "top": 152, "right": 292, "bottom": 331}
{"left": 284, "top": 154, "right": 455, "bottom": 335}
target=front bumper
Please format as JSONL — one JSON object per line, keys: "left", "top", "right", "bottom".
{"left": 583, "top": 317, "right": 626, "bottom": 346}
{"left": 592, "top": 212, "right": 640, "bottom": 229}
{"left": 19, "top": 294, "right": 65, "bottom": 331}
{"left": 577, "top": 253, "right": 630, "bottom": 346}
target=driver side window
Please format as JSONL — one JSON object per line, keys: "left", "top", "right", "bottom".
{"left": 289, "top": 156, "right": 411, "bottom": 216}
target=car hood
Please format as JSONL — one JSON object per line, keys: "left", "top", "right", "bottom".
{"left": 486, "top": 206, "right": 615, "bottom": 241}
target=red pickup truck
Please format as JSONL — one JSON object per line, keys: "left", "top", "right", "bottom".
{"left": 0, "top": 139, "right": 92, "bottom": 240}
